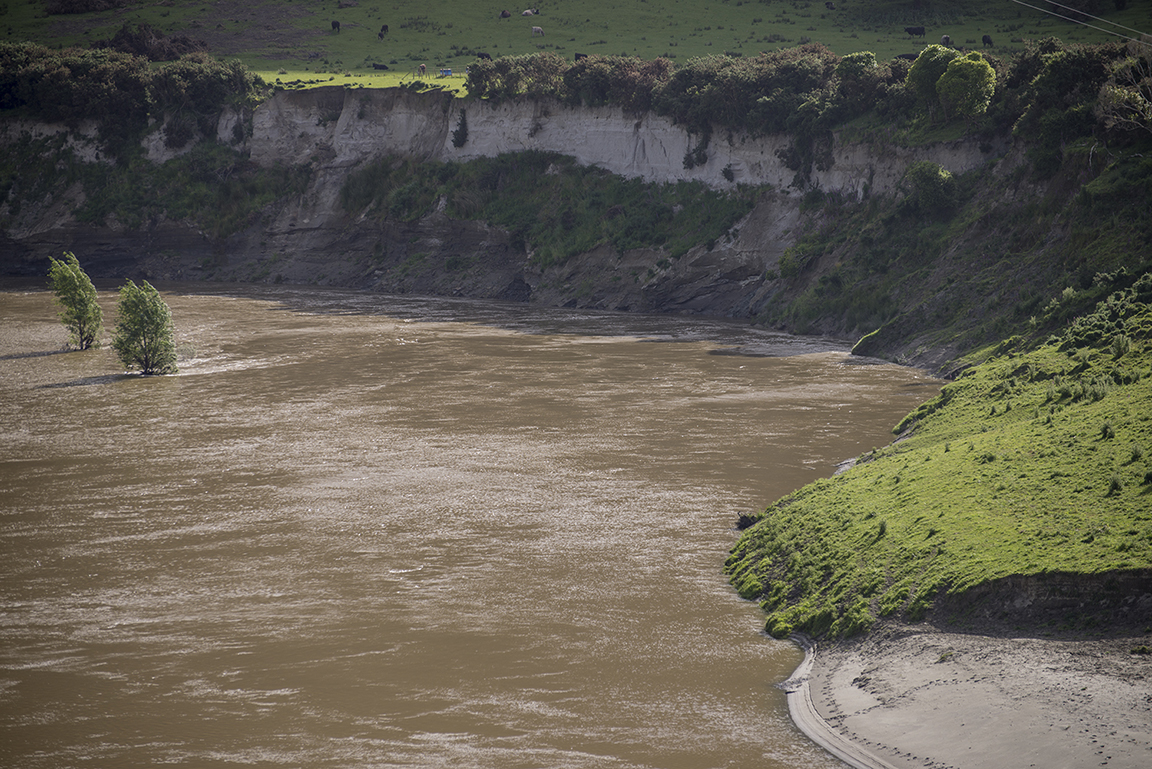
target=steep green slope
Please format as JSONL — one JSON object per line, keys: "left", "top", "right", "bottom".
{"left": 760, "top": 139, "right": 1152, "bottom": 365}
{"left": 727, "top": 274, "right": 1152, "bottom": 638}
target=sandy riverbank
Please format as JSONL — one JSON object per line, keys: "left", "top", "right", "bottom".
{"left": 782, "top": 624, "right": 1152, "bottom": 769}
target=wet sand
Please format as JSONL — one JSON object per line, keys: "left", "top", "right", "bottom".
{"left": 783, "top": 624, "right": 1152, "bottom": 769}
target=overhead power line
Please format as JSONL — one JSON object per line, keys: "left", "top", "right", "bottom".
{"left": 1007, "top": 0, "right": 1150, "bottom": 45}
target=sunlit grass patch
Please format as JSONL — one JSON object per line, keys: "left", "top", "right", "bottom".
{"left": 729, "top": 277, "right": 1152, "bottom": 638}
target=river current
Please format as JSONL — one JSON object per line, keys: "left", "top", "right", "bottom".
{"left": 0, "top": 281, "right": 938, "bottom": 768}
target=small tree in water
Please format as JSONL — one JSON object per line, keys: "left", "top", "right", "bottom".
{"left": 47, "top": 252, "right": 103, "bottom": 350}
{"left": 112, "top": 280, "right": 178, "bottom": 375}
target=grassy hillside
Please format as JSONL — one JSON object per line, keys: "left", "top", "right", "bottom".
{"left": 760, "top": 139, "right": 1152, "bottom": 363}
{"left": 4, "top": 0, "right": 1151, "bottom": 85}
{"left": 727, "top": 274, "right": 1152, "bottom": 638}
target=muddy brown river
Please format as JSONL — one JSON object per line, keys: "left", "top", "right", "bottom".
{"left": 0, "top": 281, "right": 938, "bottom": 768}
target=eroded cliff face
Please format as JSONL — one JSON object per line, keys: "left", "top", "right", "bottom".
{"left": 2, "top": 87, "right": 1007, "bottom": 337}
{"left": 248, "top": 86, "right": 1001, "bottom": 198}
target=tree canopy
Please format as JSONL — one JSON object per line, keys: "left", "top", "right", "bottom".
{"left": 47, "top": 252, "right": 103, "bottom": 350}
{"left": 905, "top": 45, "right": 961, "bottom": 119}
{"left": 937, "top": 52, "right": 996, "bottom": 122}
{"left": 0, "top": 41, "right": 264, "bottom": 154}
{"left": 111, "top": 280, "right": 177, "bottom": 375}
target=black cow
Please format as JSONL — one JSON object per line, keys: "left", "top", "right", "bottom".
{"left": 574, "top": 52, "right": 588, "bottom": 61}
{"left": 476, "top": 52, "right": 492, "bottom": 60}
{"left": 381, "top": 24, "right": 389, "bottom": 34}
{"left": 895, "top": 53, "right": 918, "bottom": 60}
{"left": 905, "top": 26, "right": 925, "bottom": 37}
{"left": 940, "top": 34, "right": 951, "bottom": 46}
{"left": 331, "top": 20, "right": 340, "bottom": 33}
{"left": 982, "top": 34, "right": 993, "bottom": 47}
{"left": 372, "top": 63, "right": 389, "bottom": 70}
{"left": 824, "top": 1, "right": 835, "bottom": 9}
{"left": 500, "top": 9, "right": 511, "bottom": 18}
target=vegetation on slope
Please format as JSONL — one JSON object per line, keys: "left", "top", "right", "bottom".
{"left": 0, "top": 41, "right": 264, "bottom": 147}
{"left": 727, "top": 272, "right": 1152, "bottom": 639}
{"left": 757, "top": 135, "right": 1152, "bottom": 352}
{"left": 0, "top": 132, "right": 308, "bottom": 238}
{"left": 341, "top": 151, "right": 759, "bottom": 267}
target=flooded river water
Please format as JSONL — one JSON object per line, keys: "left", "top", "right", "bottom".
{"left": 0, "top": 281, "right": 938, "bottom": 768}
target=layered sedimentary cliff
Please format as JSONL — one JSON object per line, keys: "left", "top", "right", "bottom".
{"left": 2, "top": 87, "right": 1007, "bottom": 341}
{"left": 246, "top": 86, "right": 999, "bottom": 199}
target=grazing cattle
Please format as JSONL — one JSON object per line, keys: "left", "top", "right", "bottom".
{"left": 418, "top": 63, "right": 426, "bottom": 75}
{"left": 824, "top": 1, "right": 835, "bottom": 9}
{"left": 500, "top": 9, "right": 511, "bottom": 18}
{"left": 895, "top": 52, "right": 918, "bottom": 60}
{"left": 940, "top": 34, "right": 951, "bottom": 46}
{"left": 372, "top": 63, "right": 389, "bottom": 70}
{"left": 476, "top": 52, "right": 492, "bottom": 60}
{"left": 982, "top": 34, "right": 993, "bottom": 47}
{"left": 574, "top": 52, "right": 588, "bottom": 61}
{"left": 378, "top": 31, "right": 384, "bottom": 41}
{"left": 522, "top": 9, "right": 534, "bottom": 15}
{"left": 905, "top": 26, "right": 925, "bottom": 37}
{"left": 331, "top": 20, "right": 340, "bottom": 33}
{"left": 531, "top": 25, "right": 544, "bottom": 36}
{"left": 381, "top": 24, "right": 388, "bottom": 34}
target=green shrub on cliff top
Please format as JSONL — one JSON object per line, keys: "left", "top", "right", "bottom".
{"left": 729, "top": 274, "right": 1152, "bottom": 639}
{"left": 0, "top": 42, "right": 263, "bottom": 155}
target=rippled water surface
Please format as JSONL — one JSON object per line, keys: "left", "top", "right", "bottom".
{"left": 0, "top": 282, "right": 939, "bottom": 768}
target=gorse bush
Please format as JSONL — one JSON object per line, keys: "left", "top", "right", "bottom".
{"left": 561, "top": 56, "right": 674, "bottom": 114}
{"left": 459, "top": 39, "right": 1145, "bottom": 179}
{"left": 467, "top": 46, "right": 887, "bottom": 137}
{"left": 0, "top": 41, "right": 264, "bottom": 155}
{"left": 1007, "top": 38, "right": 1129, "bottom": 173}
{"left": 903, "top": 160, "right": 957, "bottom": 215}
{"left": 937, "top": 52, "right": 996, "bottom": 122}
{"left": 906, "top": 44, "right": 960, "bottom": 115}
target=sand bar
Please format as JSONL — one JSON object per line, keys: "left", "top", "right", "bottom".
{"left": 784, "top": 624, "right": 1152, "bottom": 769}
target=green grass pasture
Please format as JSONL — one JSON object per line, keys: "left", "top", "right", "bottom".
{"left": 4, "top": 0, "right": 1151, "bottom": 84}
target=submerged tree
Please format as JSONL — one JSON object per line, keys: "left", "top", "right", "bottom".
{"left": 111, "top": 279, "right": 177, "bottom": 374}
{"left": 47, "top": 252, "right": 103, "bottom": 350}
